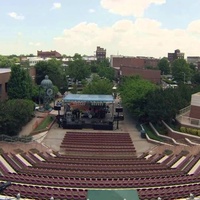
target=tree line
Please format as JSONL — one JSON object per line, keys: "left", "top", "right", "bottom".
{"left": 119, "top": 76, "right": 200, "bottom": 123}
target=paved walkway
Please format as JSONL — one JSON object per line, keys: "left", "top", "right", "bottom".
{"left": 48, "top": 116, "right": 155, "bottom": 156}
{"left": 19, "top": 104, "right": 156, "bottom": 156}
{"left": 19, "top": 111, "right": 47, "bottom": 136}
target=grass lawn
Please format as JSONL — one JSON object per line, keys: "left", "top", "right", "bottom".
{"left": 34, "top": 115, "right": 54, "bottom": 132}
{"left": 143, "top": 124, "right": 164, "bottom": 142}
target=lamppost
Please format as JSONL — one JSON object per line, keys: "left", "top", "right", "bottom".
{"left": 112, "top": 86, "right": 117, "bottom": 99}
{"left": 181, "top": 72, "right": 185, "bottom": 84}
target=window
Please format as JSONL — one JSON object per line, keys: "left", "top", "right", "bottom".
{"left": 5, "top": 82, "right": 8, "bottom": 93}
{"left": 0, "top": 84, "right": 2, "bottom": 95}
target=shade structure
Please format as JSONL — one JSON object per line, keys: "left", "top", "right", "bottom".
{"left": 63, "top": 94, "right": 114, "bottom": 103}
{"left": 87, "top": 189, "right": 139, "bottom": 200}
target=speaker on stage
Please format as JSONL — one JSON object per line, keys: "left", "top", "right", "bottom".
{"left": 115, "top": 107, "right": 123, "bottom": 112}
{"left": 54, "top": 106, "right": 61, "bottom": 111}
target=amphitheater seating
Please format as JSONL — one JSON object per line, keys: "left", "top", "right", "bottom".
{"left": 0, "top": 131, "right": 200, "bottom": 199}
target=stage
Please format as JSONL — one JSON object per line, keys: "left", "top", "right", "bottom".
{"left": 58, "top": 94, "right": 115, "bottom": 130}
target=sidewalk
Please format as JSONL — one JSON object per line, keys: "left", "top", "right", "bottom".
{"left": 19, "top": 111, "right": 47, "bottom": 136}
{"left": 19, "top": 104, "right": 156, "bottom": 156}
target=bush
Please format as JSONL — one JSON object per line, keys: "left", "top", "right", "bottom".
{"left": 180, "top": 126, "right": 186, "bottom": 132}
{"left": 164, "top": 149, "right": 173, "bottom": 155}
{"left": 186, "top": 127, "right": 192, "bottom": 134}
{"left": 191, "top": 128, "right": 198, "bottom": 135}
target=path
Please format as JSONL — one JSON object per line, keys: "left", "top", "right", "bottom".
{"left": 19, "top": 101, "right": 156, "bottom": 156}
{"left": 42, "top": 107, "right": 156, "bottom": 156}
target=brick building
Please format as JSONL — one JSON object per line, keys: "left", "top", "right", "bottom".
{"left": 96, "top": 46, "right": 106, "bottom": 61}
{"left": 168, "top": 49, "right": 184, "bottom": 63}
{"left": 110, "top": 55, "right": 159, "bottom": 69}
{"left": 190, "top": 93, "right": 200, "bottom": 119}
{"left": 37, "top": 50, "right": 62, "bottom": 59}
{"left": 0, "top": 68, "right": 11, "bottom": 100}
{"left": 119, "top": 66, "right": 161, "bottom": 84}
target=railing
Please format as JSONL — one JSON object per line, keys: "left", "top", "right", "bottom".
{"left": 0, "top": 134, "right": 32, "bottom": 143}
{"left": 176, "top": 115, "right": 200, "bottom": 127}
{"left": 177, "top": 105, "right": 191, "bottom": 116}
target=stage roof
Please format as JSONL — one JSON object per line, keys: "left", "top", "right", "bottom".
{"left": 63, "top": 94, "right": 114, "bottom": 103}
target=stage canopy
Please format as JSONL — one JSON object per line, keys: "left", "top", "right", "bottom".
{"left": 63, "top": 94, "right": 114, "bottom": 103}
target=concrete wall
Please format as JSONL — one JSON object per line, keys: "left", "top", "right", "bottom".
{"left": 163, "top": 121, "right": 200, "bottom": 142}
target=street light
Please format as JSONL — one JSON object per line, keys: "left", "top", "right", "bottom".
{"left": 181, "top": 72, "right": 185, "bottom": 84}
{"left": 112, "top": 86, "right": 117, "bottom": 99}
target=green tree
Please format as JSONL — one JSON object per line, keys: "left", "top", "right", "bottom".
{"left": 82, "top": 76, "right": 113, "bottom": 95}
{"left": 119, "top": 76, "right": 157, "bottom": 120}
{"left": 157, "top": 57, "right": 170, "bottom": 75}
{"left": 145, "top": 85, "right": 193, "bottom": 123}
{"left": 171, "top": 59, "right": 191, "bottom": 83}
{"left": 67, "top": 55, "right": 91, "bottom": 81}
{"left": 0, "top": 99, "right": 34, "bottom": 136}
{"left": 97, "top": 66, "right": 115, "bottom": 81}
{"left": 0, "top": 55, "right": 16, "bottom": 68}
{"left": 191, "top": 71, "right": 200, "bottom": 84}
{"left": 7, "top": 65, "right": 33, "bottom": 99}
{"left": 35, "top": 59, "right": 67, "bottom": 93}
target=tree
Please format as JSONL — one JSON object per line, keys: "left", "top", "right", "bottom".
{"left": 67, "top": 55, "right": 91, "bottom": 81}
{"left": 0, "top": 99, "right": 34, "bottom": 136}
{"left": 35, "top": 59, "right": 67, "bottom": 93}
{"left": 171, "top": 59, "right": 191, "bottom": 83}
{"left": 157, "top": 57, "right": 170, "bottom": 75}
{"left": 191, "top": 71, "right": 200, "bottom": 84}
{"left": 0, "top": 55, "right": 17, "bottom": 68}
{"left": 119, "top": 76, "right": 157, "bottom": 120}
{"left": 82, "top": 76, "right": 113, "bottom": 95}
{"left": 97, "top": 66, "right": 115, "bottom": 81}
{"left": 7, "top": 65, "right": 33, "bottom": 99}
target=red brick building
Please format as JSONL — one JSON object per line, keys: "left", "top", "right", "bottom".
{"left": 110, "top": 56, "right": 159, "bottom": 69}
{"left": 37, "top": 50, "right": 62, "bottom": 59}
{"left": 119, "top": 66, "right": 161, "bottom": 84}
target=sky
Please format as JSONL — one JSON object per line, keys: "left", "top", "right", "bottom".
{"left": 1, "top": 0, "right": 200, "bottom": 58}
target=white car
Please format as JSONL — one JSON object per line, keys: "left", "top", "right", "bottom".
{"left": 35, "top": 104, "right": 40, "bottom": 111}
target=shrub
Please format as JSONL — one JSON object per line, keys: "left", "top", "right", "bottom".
{"left": 180, "top": 126, "right": 186, "bottom": 132}
{"left": 164, "top": 149, "right": 173, "bottom": 155}
{"left": 186, "top": 127, "right": 192, "bottom": 134}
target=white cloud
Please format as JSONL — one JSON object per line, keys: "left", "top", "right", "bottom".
{"left": 187, "top": 20, "right": 200, "bottom": 34}
{"left": 29, "top": 42, "right": 41, "bottom": 46}
{"left": 89, "top": 9, "right": 96, "bottom": 13}
{"left": 8, "top": 12, "right": 24, "bottom": 20}
{"left": 53, "top": 18, "right": 200, "bottom": 57}
{"left": 100, "top": 0, "right": 166, "bottom": 17}
{"left": 51, "top": 3, "right": 61, "bottom": 10}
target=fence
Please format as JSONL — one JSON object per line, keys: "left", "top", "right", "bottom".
{"left": 0, "top": 134, "right": 32, "bottom": 143}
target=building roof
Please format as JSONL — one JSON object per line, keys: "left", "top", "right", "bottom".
{"left": 63, "top": 94, "right": 114, "bottom": 103}
{"left": 0, "top": 68, "right": 11, "bottom": 74}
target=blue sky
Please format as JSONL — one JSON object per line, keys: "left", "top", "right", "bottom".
{"left": 1, "top": 0, "right": 200, "bottom": 58}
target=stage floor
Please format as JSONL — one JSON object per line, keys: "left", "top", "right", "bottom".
{"left": 62, "top": 112, "right": 114, "bottom": 130}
